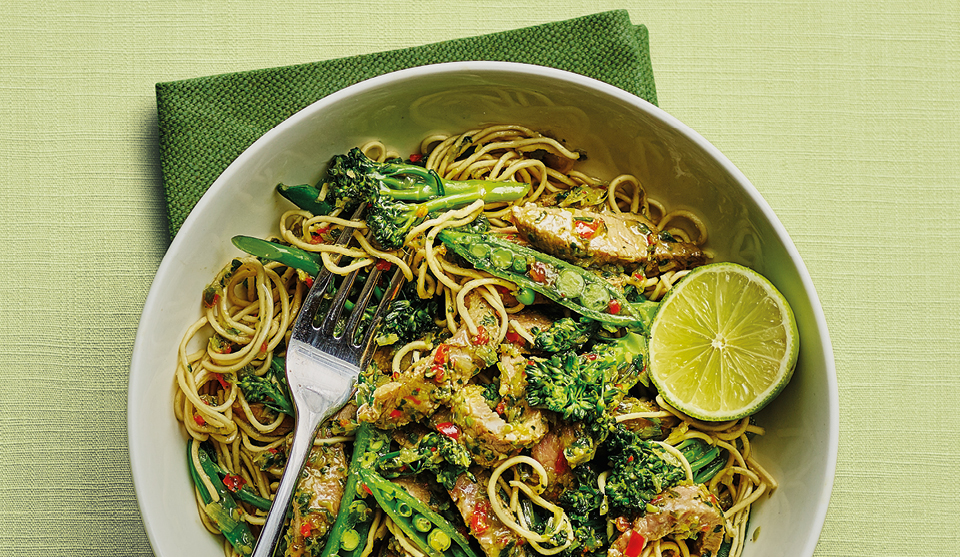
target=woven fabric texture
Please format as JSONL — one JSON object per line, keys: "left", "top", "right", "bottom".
{"left": 3, "top": 2, "right": 960, "bottom": 557}
{"left": 156, "top": 9, "right": 656, "bottom": 235}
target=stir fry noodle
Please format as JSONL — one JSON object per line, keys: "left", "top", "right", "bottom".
{"left": 174, "top": 125, "right": 773, "bottom": 557}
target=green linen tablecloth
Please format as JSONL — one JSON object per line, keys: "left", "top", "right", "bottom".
{"left": 2, "top": 2, "right": 959, "bottom": 557}
{"left": 155, "top": 10, "right": 656, "bottom": 236}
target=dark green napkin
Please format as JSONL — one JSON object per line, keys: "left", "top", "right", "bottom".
{"left": 155, "top": 10, "right": 657, "bottom": 237}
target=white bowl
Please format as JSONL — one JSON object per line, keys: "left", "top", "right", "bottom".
{"left": 129, "top": 61, "right": 837, "bottom": 557}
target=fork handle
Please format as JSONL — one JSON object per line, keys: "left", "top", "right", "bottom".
{"left": 251, "top": 407, "right": 324, "bottom": 557}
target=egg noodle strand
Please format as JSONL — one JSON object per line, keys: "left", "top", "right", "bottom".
{"left": 172, "top": 126, "right": 770, "bottom": 557}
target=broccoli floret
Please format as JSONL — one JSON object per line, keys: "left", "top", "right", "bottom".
{"left": 322, "top": 148, "right": 445, "bottom": 211}
{"left": 558, "top": 463, "right": 603, "bottom": 517}
{"left": 553, "top": 464, "right": 607, "bottom": 557}
{"left": 525, "top": 351, "right": 606, "bottom": 423}
{"left": 237, "top": 358, "right": 294, "bottom": 416}
{"left": 480, "top": 379, "right": 501, "bottom": 408}
{"left": 532, "top": 317, "right": 599, "bottom": 353}
{"left": 602, "top": 426, "right": 686, "bottom": 514}
{"left": 377, "top": 431, "right": 473, "bottom": 490}
{"left": 566, "top": 520, "right": 607, "bottom": 557}
{"left": 318, "top": 148, "right": 530, "bottom": 249}
{"left": 373, "top": 283, "right": 440, "bottom": 347}
{"left": 524, "top": 349, "right": 618, "bottom": 468}
{"left": 525, "top": 332, "right": 647, "bottom": 423}
{"left": 365, "top": 198, "right": 428, "bottom": 250}
{"left": 600, "top": 429, "right": 728, "bottom": 516}
{"left": 526, "top": 332, "right": 648, "bottom": 466}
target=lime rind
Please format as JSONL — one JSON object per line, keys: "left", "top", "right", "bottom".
{"left": 648, "top": 262, "right": 799, "bottom": 421}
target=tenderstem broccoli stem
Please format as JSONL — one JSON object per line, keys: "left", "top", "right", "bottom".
{"left": 377, "top": 176, "right": 444, "bottom": 201}
{"left": 289, "top": 176, "right": 530, "bottom": 207}
{"left": 369, "top": 162, "right": 528, "bottom": 201}
{"left": 417, "top": 181, "right": 531, "bottom": 213}
{"left": 370, "top": 163, "right": 441, "bottom": 197}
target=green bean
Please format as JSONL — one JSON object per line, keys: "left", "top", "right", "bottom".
{"left": 357, "top": 468, "right": 480, "bottom": 557}
{"left": 202, "top": 458, "right": 273, "bottom": 511}
{"left": 230, "top": 484, "right": 272, "bottom": 511}
{"left": 186, "top": 440, "right": 256, "bottom": 556}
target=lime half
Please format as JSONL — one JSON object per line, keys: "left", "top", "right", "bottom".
{"left": 648, "top": 262, "right": 799, "bottom": 421}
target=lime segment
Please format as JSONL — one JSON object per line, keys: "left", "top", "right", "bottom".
{"left": 648, "top": 262, "right": 799, "bottom": 421}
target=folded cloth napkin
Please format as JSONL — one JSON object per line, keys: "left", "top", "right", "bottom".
{"left": 155, "top": 9, "right": 657, "bottom": 237}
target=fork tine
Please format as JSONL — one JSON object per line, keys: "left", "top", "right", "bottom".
{"left": 291, "top": 205, "right": 365, "bottom": 341}
{"left": 341, "top": 254, "right": 407, "bottom": 348}
{"left": 251, "top": 207, "right": 405, "bottom": 557}
{"left": 340, "top": 263, "right": 385, "bottom": 343}
{"left": 298, "top": 268, "right": 338, "bottom": 332}
{"left": 317, "top": 263, "right": 361, "bottom": 336}
{"left": 356, "top": 264, "right": 406, "bottom": 362}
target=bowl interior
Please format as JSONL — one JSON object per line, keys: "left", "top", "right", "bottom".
{"left": 129, "top": 62, "right": 836, "bottom": 557}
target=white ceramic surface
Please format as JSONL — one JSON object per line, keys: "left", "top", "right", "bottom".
{"left": 129, "top": 61, "right": 837, "bottom": 557}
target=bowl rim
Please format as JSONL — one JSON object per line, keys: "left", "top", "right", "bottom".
{"left": 129, "top": 60, "right": 837, "bottom": 557}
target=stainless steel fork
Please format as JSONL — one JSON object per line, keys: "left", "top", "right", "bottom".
{"left": 251, "top": 220, "right": 405, "bottom": 557}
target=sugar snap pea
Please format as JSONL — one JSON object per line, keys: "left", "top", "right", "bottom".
{"left": 277, "top": 183, "right": 333, "bottom": 215}
{"left": 320, "top": 424, "right": 392, "bottom": 557}
{"left": 357, "top": 468, "right": 480, "bottom": 557}
{"left": 232, "top": 235, "right": 321, "bottom": 276}
{"left": 439, "top": 230, "right": 657, "bottom": 330}
{"left": 186, "top": 439, "right": 257, "bottom": 556}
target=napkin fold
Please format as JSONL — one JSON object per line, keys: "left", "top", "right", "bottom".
{"left": 155, "top": 10, "right": 657, "bottom": 237}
